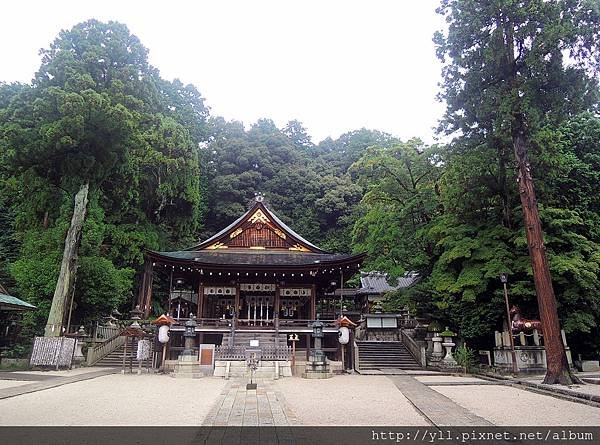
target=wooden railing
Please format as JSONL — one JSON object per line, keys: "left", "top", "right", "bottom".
{"left": 278, "top": 319, "right": 336, "bottom": 328}
{"left": 399, "top": 318, "right": 418, "bottom": 329}
{"left": 172, "top": 318, "right": 337, "bottom": 330}
{"left": 94, "top": 325, "right": 121, "bottom": 342}
{"left": 215, "top": 345, "right": 291, "bottom": 361}
{"left": 262, "top": 345, "right": 292, "bottom": 360}
{"left": 173, "top": 318, "right": 233, "bottom": 327}
{"left": 86, "top": 329, "right": 125, "bottom": 366}
{"left": 401, "top": 329, "right": 427, "bottom": 367}
{"left": 215, "top": 345, "right": 246, "bottom": 360}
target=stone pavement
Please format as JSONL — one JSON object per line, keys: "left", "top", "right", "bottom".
{"left": 0, "top": 369, "right": 117, "bottom": 400}
{"left": 203, "top": 380, "right": 296, "bottom": 426}
{"left": 197, "top": 380, "right": 297, "bottom": 444}
{"left": 388, "top": 375, "right": 494, "bottom": 426}
{"left": 0, "top": 372, "right": 59, "bottom": 382}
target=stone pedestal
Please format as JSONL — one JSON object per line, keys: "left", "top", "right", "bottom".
{"left": 581, "top": 361, "right": 600, "bottom": 372}
{"left": 73, "top": 339, "right": 86, "bottom": 363}
{"left": 430, "top": 335, "right": 444, "bottom": 364}
{"left": 171, "top": 355, "right": 203, "bottom": 379}
{"left": 441, "top": 337, "right": 457, "bottom": 367}
{"left": 302, "top": 353, "right": 332, "bottom": 379}
{"left": 494, "top": 346, "right": 573, "bottom": 373}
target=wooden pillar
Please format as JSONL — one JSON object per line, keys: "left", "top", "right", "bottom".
{"left": 310, "top": 284, "right": 316, "bottom": 320}
{"left": 138, "top": 260, "right": 153, "bottom": 319}
{"left": 167, "top": 268, "right": 173, "bottom": 316}
{"left": 306, "top": 334, "right": 311, "bottom": 360}
{"left": 235, "top": 283, "right": 240, "bottom": 319}
{"left": 274, "top": 285, "right": 280, "bottom": 319}
{"left": 197, "top": 281, "right": 204, "bottom": 319}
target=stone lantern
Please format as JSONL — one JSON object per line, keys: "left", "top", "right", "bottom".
{"left": 303, "top": 318, "right": 332, "bottom": 378}
{"left": 182, "top": 315, "right": 197, "bottom": 356}
{"left": 441, "top": 327, "right": 457, "bottom": 366}
{"left": 311, "top": 318, "right": 325, "bottom": 363}
{"left": 72, "top": 325, "right": 89, "bottom": 364}
{"left": 129, "top": 305, "right": 143, "bottom": 329}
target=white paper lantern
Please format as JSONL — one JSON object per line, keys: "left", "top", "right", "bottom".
{"left": 158, "top": 325, "right": 170, "bottom": 343}
{"left": 338, "top": 327, "right": 350, "bottom": 344}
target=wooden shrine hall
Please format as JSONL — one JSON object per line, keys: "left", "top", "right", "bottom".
{"left": 137, "top": 195, "right": 366, "bottom": 360}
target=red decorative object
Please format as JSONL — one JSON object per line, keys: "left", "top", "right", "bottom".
{"left": 337, "top": 315, "right": 357, "bottom": 327}
{"left": 152, "top": 314, "right": 176, "bottom": 326}
{"left": 510, "top": 305, "right": 543, "bottom": 333}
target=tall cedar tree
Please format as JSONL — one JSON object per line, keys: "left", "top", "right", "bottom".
{"left": 434, "top": 0, "right": 600, "bottom": 383}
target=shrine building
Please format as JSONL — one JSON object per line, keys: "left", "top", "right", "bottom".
{"left": 137, "top": 195, "right": 366, "bottom": 361}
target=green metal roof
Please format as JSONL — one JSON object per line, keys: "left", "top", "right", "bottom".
{"left": 0, "top": 293, "right": 37, "bottom": 311}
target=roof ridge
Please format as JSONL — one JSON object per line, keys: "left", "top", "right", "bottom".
{"left": 186, "top": 197, "right": 329, "bottom": 253}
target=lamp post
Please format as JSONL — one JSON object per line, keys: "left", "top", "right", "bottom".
{"left": 500, "top": 274, "right": 518, "bottom": 373}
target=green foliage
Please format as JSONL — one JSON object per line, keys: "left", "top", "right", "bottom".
{"left": 203, "top": 118, "right": 377, "bottom": 253}
{"left": 351, "top": 139, "right": 442, "bottom": 276}
{"left": 454, "top": 345, "right": 477, "bottom": 373}
{"left": 0, "top": 20, "right": 209, "bottom": 343}
{"left": 349, "top": 2, "right": 600, "bottom": 359}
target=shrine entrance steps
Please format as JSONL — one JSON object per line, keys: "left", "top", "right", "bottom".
{"left": 214, "top": 360, "right": 292, "bottom": 380}
{"left": 216, "top": 332, "right": 292, "bottom": 379}
{"left": 221, "top": 331, "right": 288, "bottom": 347}
{"left": 356, "top": 341, "right": 422, "bottom": 373}
{"left": 94, "top": 338, "right": 153, "bottom": 368}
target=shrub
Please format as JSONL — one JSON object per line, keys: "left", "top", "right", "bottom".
{"left": 454, "top": 345, "right": 477, "bottom": 373}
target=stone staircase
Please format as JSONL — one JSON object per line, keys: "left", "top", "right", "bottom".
{"left": 94, "top": 339, "right": 153, "bottom": 368}
{"left": 356, "top": 341, "right": 421, "bottom": 372}
{"left": 221, "top": 331, "right": 288, "bottom": 347}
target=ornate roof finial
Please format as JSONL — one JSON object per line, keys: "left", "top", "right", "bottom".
{"left": 254, "top": 192, "right": 264, "bottom": 203}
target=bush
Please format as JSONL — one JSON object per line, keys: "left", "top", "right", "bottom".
{"left": 454, "top": 345, "right": 477, "bottom": 373}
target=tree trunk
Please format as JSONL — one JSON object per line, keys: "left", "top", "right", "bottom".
{"left": 44, "top": 183, "right": 89, "bottom": 337}
{"left": 512, "top": 125, "right": 579, "bottom": 385}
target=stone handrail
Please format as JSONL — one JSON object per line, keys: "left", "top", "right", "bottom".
{"left": 401, "top": 329, "right": 427, "bottom": 367}
{"left": 86, "top": 329, "right": 125, "bottom": 365}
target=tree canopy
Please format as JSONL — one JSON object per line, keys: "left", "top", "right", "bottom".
{"left": 0, "top": 12, "right": 599, "bottom": 361}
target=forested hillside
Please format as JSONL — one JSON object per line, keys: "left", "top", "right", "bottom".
{"left": 1, "top": 8, "right": 599, "bottom": 358}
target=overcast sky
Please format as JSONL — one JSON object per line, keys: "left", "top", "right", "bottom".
{"left": 1, "top": 1, "right": 447, "bottom": 144}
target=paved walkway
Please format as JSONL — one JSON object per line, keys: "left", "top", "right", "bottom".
{"left": 0, "top": 369, "right": 117, "bottom": 400}
{"left": 0, "top": 372, "right": 58, "bottom": 382}
{"left": 203, "top": 380, "right": 295, "bottom": 426}
{"left": 197, "top": 380, "right": 296, "bottom": 444}
{"left": 388, "top": 375, "right": 494, "bottom": 426}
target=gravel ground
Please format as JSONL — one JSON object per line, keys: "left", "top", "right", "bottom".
{"left": 433, "top": 384, "right": 600, "bottom": 426}
{"left": 273, "top": 375, "right": 428, "bottom": 426}
{"left": 0, "top": 374, "right": 228, "bottom": 426}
